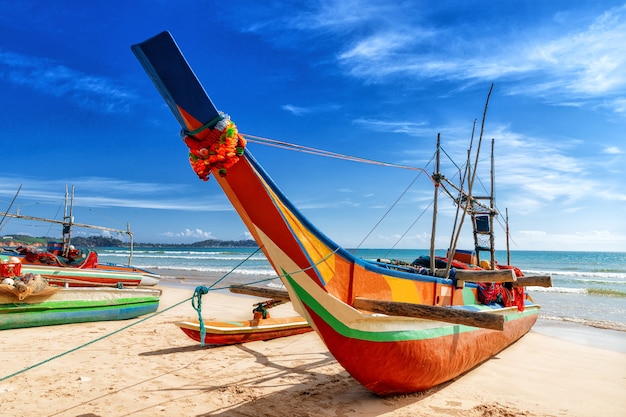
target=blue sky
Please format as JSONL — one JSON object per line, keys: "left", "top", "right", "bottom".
{"left": 0, "top": 1, "right": 625, "bottom": 252}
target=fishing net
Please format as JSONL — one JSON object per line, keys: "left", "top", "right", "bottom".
{"left": 0, "top": 274, "right": 60, "bottom": 301}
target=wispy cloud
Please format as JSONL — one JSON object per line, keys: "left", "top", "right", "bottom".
{"left": 353, "top": 117, "right": 472, "bottom": 141}
{"left": 604, "top": 146, "right": 622, "bottom": 154}
{"left": 281, "top": 104, "right": 313, "bottom": 116}
{"left": 241, "top": 1, "right": 626, "bottom": 113}
{"left": 0, "top": 176, "right": 232, "bottom": 212}
{"left": 337, "top": 4, "right": 626, "bottom": 103}
{"left": 162, "top": 228, "right": 214, "bottom": 239}
{"left": 470, "top": 124, "right": 626, "bottom": 212}
{"left": 281, "top": 103, "right": 341, "bottom": 116}
{"left": 0, "top": 50, "right": 137, "bottom": 113}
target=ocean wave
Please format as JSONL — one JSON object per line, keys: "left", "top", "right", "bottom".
{"left": 527, "top": 286, "right": 626, "bottom": 297}
{"left": 565, "top": 278, "right": 626, "bottom": 285}
{"left": 527, "top": 286, "right": 586, "bottom": 294}
{"left": 587, "top": 288, "right": 626, "bottom": 297}
{"left": 523, "top": 269, "right": 626, "bottom": 280}
{"left": 152, "top": 265, "right": 277, "bottom": 276}
{"left": 539, "top": 314, "right": 626, "bottom": 332}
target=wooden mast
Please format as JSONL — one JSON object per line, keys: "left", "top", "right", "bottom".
{"left": 489, "top": 138, "right": 496, "bottom": 268}
{"left": 0, "top": 185, "right": 135, "bottom": 263}
{"left": 62, "top": 185, "right": 74, "bottom": 257}
{"left": 429, "top": 134, "right": 441, "bottom": 273}
{"left": 469, "top": 84, "right": 494, "bottom": 267}
{"left": 444, "top": 120, "right": 476, "bottom": 277}
{"left": 506, "top": 208, "right": 511, "bottom": 265}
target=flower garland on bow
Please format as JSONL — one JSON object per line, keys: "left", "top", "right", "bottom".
{"left": 182, "top": 114, "right": 247, "bottom": 181}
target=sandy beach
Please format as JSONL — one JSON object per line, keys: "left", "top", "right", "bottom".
{"left": 1, "top": 276, "right": 624, "bottom": 417}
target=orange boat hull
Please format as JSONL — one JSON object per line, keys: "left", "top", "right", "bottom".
{"left": 176, "top": 316, "right": 312, "bottom": 345}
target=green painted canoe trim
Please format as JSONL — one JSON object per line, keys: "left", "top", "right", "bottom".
{"left": 0, "top": 301, "right": 159, "bottom": 329}
{"left": 283, "top": 270, "right": 537, "bottom": 343}
{"left": 0, "top": 296, "right": 159, "bottom": 313}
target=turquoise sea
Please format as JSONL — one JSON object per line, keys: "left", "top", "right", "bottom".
{"left": 97, "top": 247, "right": 626, "bottom": 334}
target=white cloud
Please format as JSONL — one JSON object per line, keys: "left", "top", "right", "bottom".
{"left": 353, "top": 118, "right": 429, "bottom": 136}
{"left": 514, "top": 229, "right": 626, "bottom": 252}
{"left": 0, "top": 50, "right": 137, "bottom": 113}
{"left": 329, "top": 3, "right": 626, "bottom": 110}
{"left": 604, "top": 146, "right": 622, "bottom": 154}
{"left": 0, "top": 177, "right": 232, "bottom": 212}
{"left": 281, "top": 104, "right": 313, "bottom": 116}
{"left": 281, "top": 103, "right": 341, "bottom": 116}
{"left": 163, "top": 228, "right": 214, "bottom": 239}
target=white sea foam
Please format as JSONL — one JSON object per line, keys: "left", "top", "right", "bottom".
{"left": 527, "top": 286, "right": 586, "bottom": 294}
{"left": 523, "top": 269, "right": 626, "bottom": 280}
{"left": 153, "top": 265, "right": 277, "bottom": 276}
{"left": 539, "top": 314, "right": 626, "bottom": 332}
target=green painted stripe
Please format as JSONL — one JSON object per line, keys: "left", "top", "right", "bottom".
{"left": 0, "top": 301, "right": 159, "bottom": 329}
{"left": 0, "top": 296, "right": 159, "bottom": 313}
{"left": 283, "top": 271, "right": 538, "bottom": 342}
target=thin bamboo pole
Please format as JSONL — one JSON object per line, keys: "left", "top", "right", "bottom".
{"left": 429, "top": 134, "right": 441, "bottom": 273}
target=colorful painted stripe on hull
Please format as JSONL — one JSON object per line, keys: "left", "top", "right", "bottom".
{"left": 0, "top": 302, "right": 159, "bottom": 330}
{"left": 283, "top": 272, "right": 538, "bottom": 395}
{"left": 177, "top": 321, "right": 312, "bottom": 345}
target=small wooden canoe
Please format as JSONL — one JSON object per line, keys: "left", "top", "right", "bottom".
{"left": 17, "top": 263, "right": 159, "bottom": 287}
{"left": 0, "top": 253, "right": 160, "bottom": 287}
{"left": 176, "top": 316, "right": 312, "bottom": 345}
{"left": 0, "top": 286, "right": 161, "bottom": 330}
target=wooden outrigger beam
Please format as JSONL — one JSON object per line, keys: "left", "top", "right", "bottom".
{"left": 230, "top": 286, "right": 292, "bottom": 301}
{"left": 354, "top": 298, "right": 504, "bottom": 331}
{"left": 231, "top": 285, "right": 505, "bottom": 331}
{"left": 512, "top": 275, "right": 552, "bottom": 288}
{"left": 454, "top": 269, "right": 552, "bottom": 289}
{"left": 455, "top": 268, "right": 517, "bottom": 282}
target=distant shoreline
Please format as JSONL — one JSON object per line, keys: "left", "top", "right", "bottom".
{"left": 1, "top": 235, "right": 259, "bottom": 249}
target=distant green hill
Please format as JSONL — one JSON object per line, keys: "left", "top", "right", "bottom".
{"left": 1, "top": 234, "right": 258, "bottom": 248}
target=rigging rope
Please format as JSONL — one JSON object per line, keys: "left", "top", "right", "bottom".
{"left": 243, "top": 133, "right": 432, "bottom": 176}
{"left": 0, "top": 293, "right": 191, "bottom": 383}
{"left": 0, "top": 247, "right": 270, "bottom": 381}
{"left": 0, "top": 184, "right": 21, "bottom": 232}
{"left": 244, "top": 130, "right": 514, "bottom": 253}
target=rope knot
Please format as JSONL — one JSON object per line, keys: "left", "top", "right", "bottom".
{"left": 192, "top": 286, "right": 210, "bottom": 346}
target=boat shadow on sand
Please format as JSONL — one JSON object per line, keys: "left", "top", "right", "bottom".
{"left": 135, "top": 336, "right": 527, "bottom": 416}
{"left": 192, "top": 346, "right": 524, "bottom": 417}
{"left": 138, "top": 341, "right": 460, "bottom": 416}
{"left": 46, "top": 331, "right": 521, "bottom": 417}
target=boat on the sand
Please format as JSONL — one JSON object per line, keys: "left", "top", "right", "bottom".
{"left": 0, "top": 254, "right": 159, "bottom": 287}
{"left": 176, "top": 316, "right": 312, "bottom": 346}
{"left": 0, "top": 276, "right": 161, "bottom": 330}
{"left": 177, "top": 289, "right": 312, "bottom": 346}
{"left": 0, "top": 185, "right": 160, "bottom": 285}
{"left": 133, "top": 31, "right": 550, "bottom": 396}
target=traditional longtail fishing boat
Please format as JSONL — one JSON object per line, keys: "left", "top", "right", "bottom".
{"left": 0, "top": 185, "right": 160, "bottom": 283}
{"left": 0, "top": 253, "right": 160, "bottom": 287}
{"left": 1, "top": 246, "right": 159, "bottom": 285}
{"left": 0, "top": 254, "right": 158, "bottom": 287}
{"left": 132, "top": 31, "right": 550, "bottom": 395}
